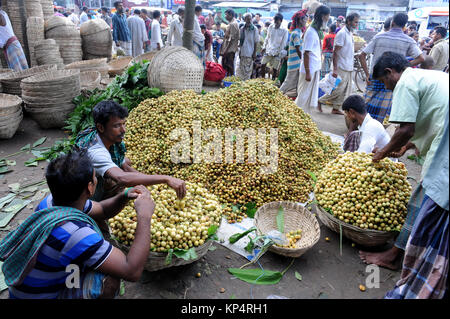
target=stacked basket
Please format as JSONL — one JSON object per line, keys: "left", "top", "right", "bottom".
{"left": 0, "top": 69, "right": 13, "bottom": 92}
{"left": 80, "top": 71, "right": 101, "bottom": 90}
{"left": 65, "top": 58, "right": 109, "bottom": 79}
{"left": 34, "top": 39, "right": 64, "bottom": 68}
{"left": 6, "top": 0, "right": 28, "bottom": 57}
{"left": 0, "top": 64, "right": 56, "bottom": 96}
{"left": 108, "top": 56, "right": 133, "bottom": 77}
{"left": 26, "top": 17, "right": 45, "bottom": 67}
{"left": 80, "top": 19, "right": 113, "bottom": 61}
{"left": 147, "top": 46, "right": 204, "bottom": 93}
{"left": 129, "top": 51, "right": 157, "bottom": 67}
{"left": 21, "top": 69, "right": 80, "bottom": 129}
{"left": 40, "top": 0, "right": 53, "bottom": 21}
{"left": 0, "top": 94, "right": 23, "bottom": 139}
{"left": 25, "top": 0, "right": 43, "bottom": 19}
{"left": 45, "top": 16, "right": 82, "bottom": 65}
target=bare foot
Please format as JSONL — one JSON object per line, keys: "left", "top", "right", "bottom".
{"left": 317, "top": 103, "right": 323, "bottom": 113}
{"left": 331, "top": 109, "right": 345, "bottom": 115}
{"left": 359, "top": 246, "right": 403, "bottom": 270}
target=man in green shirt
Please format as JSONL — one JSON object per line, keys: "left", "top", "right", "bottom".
{"left": 359, "top": 52, "right": 449, "bottom": 270}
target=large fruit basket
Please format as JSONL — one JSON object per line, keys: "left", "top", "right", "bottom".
{"left": 254, "top": 201, "right": 320, "bottom": 258}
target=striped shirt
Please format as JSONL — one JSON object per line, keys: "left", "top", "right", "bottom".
{"left": 36, "top": 195, "right": 93, "bottom": 215}
{"left": 112, "top": 13, "right": 131, "bottom": 42}
{"left": 8, "top": 204, "right": 111, "bottom": 299}
{"left": 287, "top": 29, "right": 302, "bottom": 71}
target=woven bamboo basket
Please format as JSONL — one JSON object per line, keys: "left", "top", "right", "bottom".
{"left": 108, "top": 56, "right": 133, "bottom": 76}
{"left": 354, "top": 41, "right": 366, "bottom": 53}
{"left": 129, "top": 51, "right": 158, "bottom": 67}
{"left": 117, "top": 240, "right": 213, "bottom": 272}
{"left": 148, "top": 46, "right": 203, "bottom": 93}
{"left": 80, "top": 71, "right": 101, "bottom": 90}
{"left": 0, "top": 93, "right": 23, "bottom": 139}
{"left": 25, "top": 0, "right": 43, "bottom": 19}
{"left": 315, "top": 203, "right": 397, "bottom": 247}
{"left": 40, "top": 0, "right": 53, "bottom": 21}
{"left": 0, "top": 64, "right": 57, "bottom": 96}
{"left": 254, "top": 201, "right": 321, "bottom": 258}
{"left": 65, "top": 58, "right": 109, "bottom": 77}
{"left": 25, "top": 105, "right": 75, "bottom": 129}
{"left": 26, "top": 16, "right": 45, "bottom": 67}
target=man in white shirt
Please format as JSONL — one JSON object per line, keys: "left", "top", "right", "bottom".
{"left": 318, "top": 12, "right": 360, "bottom": 115}
{"left": 342, "top": 94, "right": 390, "bottom": 153}
{"left": 127, "top": 9, "right": 148, "bottom": 57}
{"left": 260, "top": 13, "right": 288, "bottom": 80}
{"left": 167, "top": 7, "right": 184, "bottom": 47}
{"left": 237, "top": 13, "right": 259, "bottom": 80}
{"left": 80, "top": 6, "right": 89, "bottom": 25}
{"left": 151, "top": 10, "right": 163, "bottom": 51}
{"left": 69, "top": 9, "right": 80, "bottom": 27}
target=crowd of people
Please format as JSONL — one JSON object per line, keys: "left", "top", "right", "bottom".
{"left": 0, "top": 1, "right": 449, "bottom": 300}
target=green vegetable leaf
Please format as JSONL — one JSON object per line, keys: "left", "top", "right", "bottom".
{"left": 8, "top": 183, "right": 20, "bottom": 193}
{"left": 244, "top": 202, "right": 257, "bottom": 218}
{"left": 173, "top": 247, "right": 198, "bottom": 261}
{"left": 295, "top": 271, "right": 302, "bottom": 281}
{"left": 208, "top": 245, "right": 217, "bottom": 251}
{"left": 207, "top": 224, "right": 219, "bottom": 236}
{"left": 32, "top": 137, "right": 47, "bottom": 148}
{"left": 306, "top": 170, "right": 317, "bottom": 182}
{"left": 24, "top": 158, "right": 38, "bottom": 167}
{"left": 0, "top": 167, "right": 12, "bottom": 174}
{"left": 277, "top": 206, "right": 285, "bottom": 233}
{"left": 228, "top": 268, "right": 283, "bottom": 285}
{"left": 0, "top": 193, "right": 16, "bottom": 210}
{"left": 21, "top": 144, "right": 31, "bottom": 151}
{"left": 229, "top": 227, "right": 256, "bottom": 244}
{"left": 165, "top": 248, "right": 173, "bottom": 265}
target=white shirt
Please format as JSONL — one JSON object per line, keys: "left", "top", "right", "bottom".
{"left": 69, "top": 13, "right": 80, "bottom": 27}
{"left": 334, "top": 26, "right": 354, "bottom": 72}
{"left": 87, "top": 134, "right": 122, "bottom": 177}
{"left": 357, "top": 114, "right": 391, "bottom": 153}
{"left": 263, "top": 24, "right": 288, "bottom": 56}
{"left": 300, "top": 26, "right": 321, "bottom": 74}
{"left": 80, "top": 12, "right": 89, "bottom": 25}
{"left": 151, "top": 19, "right": 163, "bottom": 50}
{"left": 193, "top": 17, "right": 205, "bottom": 43}
{"left": 240, "top": 25, "right": 259, "bottom": 57}
{"left": 0, "top": 10, "right": 14, "bottom": 48}
{"left": 168, "top": 16, "right": 183, "bottom": 46}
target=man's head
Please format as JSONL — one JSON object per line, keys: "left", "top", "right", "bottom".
{"left": 125, "top": 8, "right": 130, "bottom": 16}
{"left": 255, "top": 13, "right": 261, "bottom": 22}
{"left": 153, "top": 10, "right": 161, "bottom": 20}
{"left": 391, "top": 13, "right": 408, "bottom": 29}
{"left": 215, "top": 21, "right": 221, "bottom": 30}
{"left": 114, "top": 1, "right": 123, "bottom": 14}
{"left": 140, "top": 9, "right": 148, "bottom": 19}
{"left": 328, "top": 23, "right": 336, "bottom": 34}
{"left": 134, "top": 9, "right": 141, "bottom": 16}
{"left": 342, "top": 94, "right": 367, "bottom": 123}
{"left": 243, "top": 12, "right": 252, "bottom": 25}
{"left": 373, "top": 52, "right": 409, "bottom": 90}
{"left": 291, "top": 9, "right": 308, "bottom": 31}
{"left": 420, "top": 55, "right": 435, "bottom": 70}
{"left": 274, "top": 13, "right": 283, "bottom": 28}
{"left": 264, "top": 21, "right": 271, "bottom": 28}
{"left": 164, "top": 11, "right": 168, "bottom": 17}
{"left": 384, "top": 17, "right": 392, "bottom": 31}
{"left": 225, "top": 9, "right": 235, "bottom": 22}
{"left": 46, "top": 149, "right": 96, "bottom": 206}
{"left": 200, "top": 24, "right": 206, "bottom": 34}
{"left": 93, "top": 100, "right": 129, "bottom": 143}
{"left": 312, "top": 5, "right": 331, "bottom": 29}
{"left": 82, "top": 6, "right": 88, "bottom": 13}
{"left": 195, "top": 5, "right": 202, "bottom": 17}
{"left": 345, "top": 12, "right": 360, "bottom": 31}
{"left": 433, "top": 26, "right": 447, "bottom": 42}
{"left": 337, "top": 15, "right": 344, "bottom": 25}
{"left": 101, "top": 7, "right": 108, "bottom": 15}
{"left": 408, "top": 21, "right": 417, "bottom": 31}
{"left": 177, "top": 7, "right": 185, "bottom": 19}
{"left": 409, "top": 31, "right": 419, "bottom": 42}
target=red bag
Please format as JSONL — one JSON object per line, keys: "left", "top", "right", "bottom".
{"left": 204, "top": 61, "right": 226, "bottom": 82}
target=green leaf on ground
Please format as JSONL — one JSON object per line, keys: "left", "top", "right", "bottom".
{"left": 295, "top": 271, "right": 302, "bottom": 281}
{"left": 277, "top": 206, "right": 285, "bottom": 233}
{"left": 32, "top": 137, "right": 47, "bottom": 148}
{"left": 229, "top": 227, "right": 256, "bottom": 244}
{"left": 8, "top": 183, "right": 20, "bottom": 193}
{"left": 173, "top": 248, "right": 198, "bottom": 261}
{"left": 230, "top": 294, "right": 236, "bottom": 299}
{"left": 5, "top": 160, "right": 16, "bottom": 166}
{"left": 0, "top": 199, "right": 31, "bottom": 228}
{"left": 119, "top": 280, "right": 125, "bottom": 296}
{"left": 208, "top": 245, "right": 217, "bottom": 251}
{"left": 0, "top": 193, "right": 16, "bottom": 210}
{"left": 228, "top": 268, "right": 283, "bottom": 285}
{"left": 0, "top": 167, "right": 12, "bottom": 174}
{"left": 21, "top": 144, "right": 31, "bottom": 151}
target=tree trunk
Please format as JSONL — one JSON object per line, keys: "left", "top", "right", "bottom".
{"left": 182, "top": 0, "right": 196, "bottom": 51}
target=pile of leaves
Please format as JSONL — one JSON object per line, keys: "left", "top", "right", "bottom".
{"left": 42, "top": 61, "right": 164, "bottom": 160}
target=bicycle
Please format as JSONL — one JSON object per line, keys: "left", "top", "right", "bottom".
{"left": 353, "top": 51, "right": 370, "bottom": 93}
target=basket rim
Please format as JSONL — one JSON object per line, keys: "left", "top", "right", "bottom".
{"left": 65, "top": 58, "right": 108, "bottom": 69}
{"left": 0, "top": 93, "right": 23, "bottom": 107}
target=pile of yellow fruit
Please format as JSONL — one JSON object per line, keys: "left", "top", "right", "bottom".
{"left": 275, "top": 229, "right": 302, "bottom": 249}
{"left": 314, "top": 152, "right": 411, "bottom": 232}
{"left": 223, "top": 76, "right": 242, "bottom": 82}
{"left": 125, "top": 80, "right": 339, "bottom": 223}
{"left": 108, "top": 182, "right": 222, "bottom": 250}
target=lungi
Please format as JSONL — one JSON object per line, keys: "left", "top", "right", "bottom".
{"left": 261, "top": 55, "right": 281, "bottom": 71}
{"left": 237, "top": 56, "right": 253, "bottom": 80}
{"left": 222, "top": 51, "right": 236, "bottom": 76}
{"left": 58, "top": 272, "right": 120, "bottom": 299}
{"left": 279, "top": 68, "right": 299, "bottom": 96}
{"left": 193, "top": 40, "right": 206, "bottom": 68}
{"left": 319, "top": 68, "right": 354, "bottom": 110}
{"left": 343, "top": 130, "right": 362, "bottom": 152}
{"left": 321, "top": 52, "right": 333, "bottom": 79}
{"left": 118, "top": 40, "right": 132, "bottom": 56}
{"left": 385, "top": 195, "right": 449, "bottom": 299}
{"left": 295, "top": 70, "right": 321, "bottom": 114}
{"left": 364, "top": 77, "right": 393, "bottom": 123}
{"left": 3, "top": 37, "right": 28, "bottom": 71}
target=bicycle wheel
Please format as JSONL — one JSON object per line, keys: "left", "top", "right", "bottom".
{"left": 355, "top": 68, "right": 366, "bottom": 92}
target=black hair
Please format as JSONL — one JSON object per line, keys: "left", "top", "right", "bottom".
{"left": 342, "top": 94, "right": 367, "bottom": 115}
{"left": 54, "top": 8, "right": 58, "bottom": 12}
{"left": 256, "top": 24, "right": 261, "bottom": 29}
{"left": 392, "top": 13, "right": 408, "bottom": 28}
{"left": 216, "top": 21, "right": 221, "bottom": 25}
{"left": 346, "top": 12, "right": 360, "bottom": 23}
{"left": 46, "top": 149, "right": 94, "bottom": 205}
{"left": 265, "top": 21, "right": 271, "bottom": 27}
{"left": 101, "top": 7, "right": 108, "bottom": 13}
{"left": 82, "top": 6, "right": 88, "bottom": 12}
{"left": 113, "top": 1, "right": 122, "bottom": 9}
{"left": 93, "top": 100, "right": 128, "bottom": 127}
{"left": 384, "top": 17, "right": 392, "bottom": 30}
{"left": 134, "top": 9, "right": 140, "bottom": 15}
{"left": 200, "top": 24, "right": 206, "bottom": 30}
{"left": 329, "top": 23, "right": 336, "bottom": 33}
{"left": 153, "top": 10, "right": 161, "bottom": 19}
{"left": 141, "top": 9, "right": 147, "bottom": 15}
{"left": 225, "top": 9, "right": 235, "bottom": 18}
{"left": 409, "top": 21, "right": 417, "bottom": 26}
{"left": 434, "top": 26, "right": 447, "bottom": 38}
{"left": 195, "top": 5, "right": 202, "bottom": 13}
{"left": 408, "top": 31, "right": 419, "bottom": 38}
{"left": 274, "top": 13, "right": 283, "bottom": 21}
{"left": 312, "top": 5, "right": 331, "bottom": 27}
{"left": 287, "top": 22, "right": 292, "bottom": 29}
{"left": 373, "top": 52, "right": 409, "bottom": 79}
{"left": 255, "top": 13, "right": 261, "bottom": 17}
{"left": 178, "top": 7, "right": 185, "bottom": 14}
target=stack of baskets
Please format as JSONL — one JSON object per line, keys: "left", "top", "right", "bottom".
{"left": 0, "top": 94, "right": 23, "bottom": 139}
{"left": 80, "top": 19, "right": 113, "bottom": 61}
{"left": 45, "top": 16, "right": 82, "bottom": 65}
{"left": 0, "top": 69, "right": 13, "bottom": 92}
{"left": 34, "top": 39, "right": 64, "bottom": 68}
{"left": 129, "top": 51, "right": 157, "bottom": 67}
{"left": 26, "top": 17, "right": 45, "bottom": 67}
{"left": 80, "top": 71, "right": 101, "bottom": 90}
{"left": 0, "top": 64, "right": 57, "bottom": 96}
{"left": 108, "top": 56, "right": 133, "bottom": 77}
{"left": 21, "top": 69, "right": 80, "bottom": 129}
{"left": 25, "top": 0, "right": 43, "bottom": 19}
{"left": 6, "top": 1, "right": 27, "bottom": 55}
{"left": 65, "top": 58, "right": 109, "bottom": 79}
{"left": 147, "top": 46, "right": 204, "bottom": 93}
{"left": 40, "top": 0, "right": 53, "bottom": 21}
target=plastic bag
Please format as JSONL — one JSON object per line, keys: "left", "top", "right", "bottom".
{"left": 266, "top": 230, "right": 289, "bottom": 246}
{"left": 318, "top": 72, "right": 342, "bottom": 98}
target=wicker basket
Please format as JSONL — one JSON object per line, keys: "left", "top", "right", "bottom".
{"left": 0, "top": 93, "right": 23, "bottom": 139}
{"left": 26, "top": 16, "right": 45, "bottom": 67}
{"left": 254, "top": 201, "right": 321, "bottom": 258}
{"left": 354, "top": 41, "right": 366, "bottom": 52}
{"left": 65, "top": 58, "right": 109, "bottom": 77}
{"left": 129, "top": 51, "right": 157, "bottom": 67}
{"left": 117, "top": 240, "right": 213, "bottom": 272}
{"left": 25, "top": 0, "right": 43, "bottom": 19}
{"left": 40, "top": 0, "right": 53, "bottom": 21}
{"left": 315, "top": 203, "right": 396, "bottom": 247}
{"left": 0, "top": 64, "right": 57, "bottom": 96}
{"left": 80, "top": 71, "right": 101, "bottom": 90}
{"left": 108, "top": 56, "right": 133, "bottom": 76}
{"left": 148, "top": 46, "right": 204, "bottom": 93}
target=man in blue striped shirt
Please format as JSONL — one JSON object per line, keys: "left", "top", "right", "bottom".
{"left": 0, "top": 150, "right": 155, "bottom": 299}
{"left": 112, "top": 1, "right": 132, "bottom": 56}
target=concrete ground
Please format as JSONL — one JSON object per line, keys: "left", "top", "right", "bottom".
{"left": 0, "top": 89, "right": 421, "bottom": 299}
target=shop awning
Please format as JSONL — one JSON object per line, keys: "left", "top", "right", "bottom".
{"left": 212, "top": 2, "right": 271, "bottom": 9}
